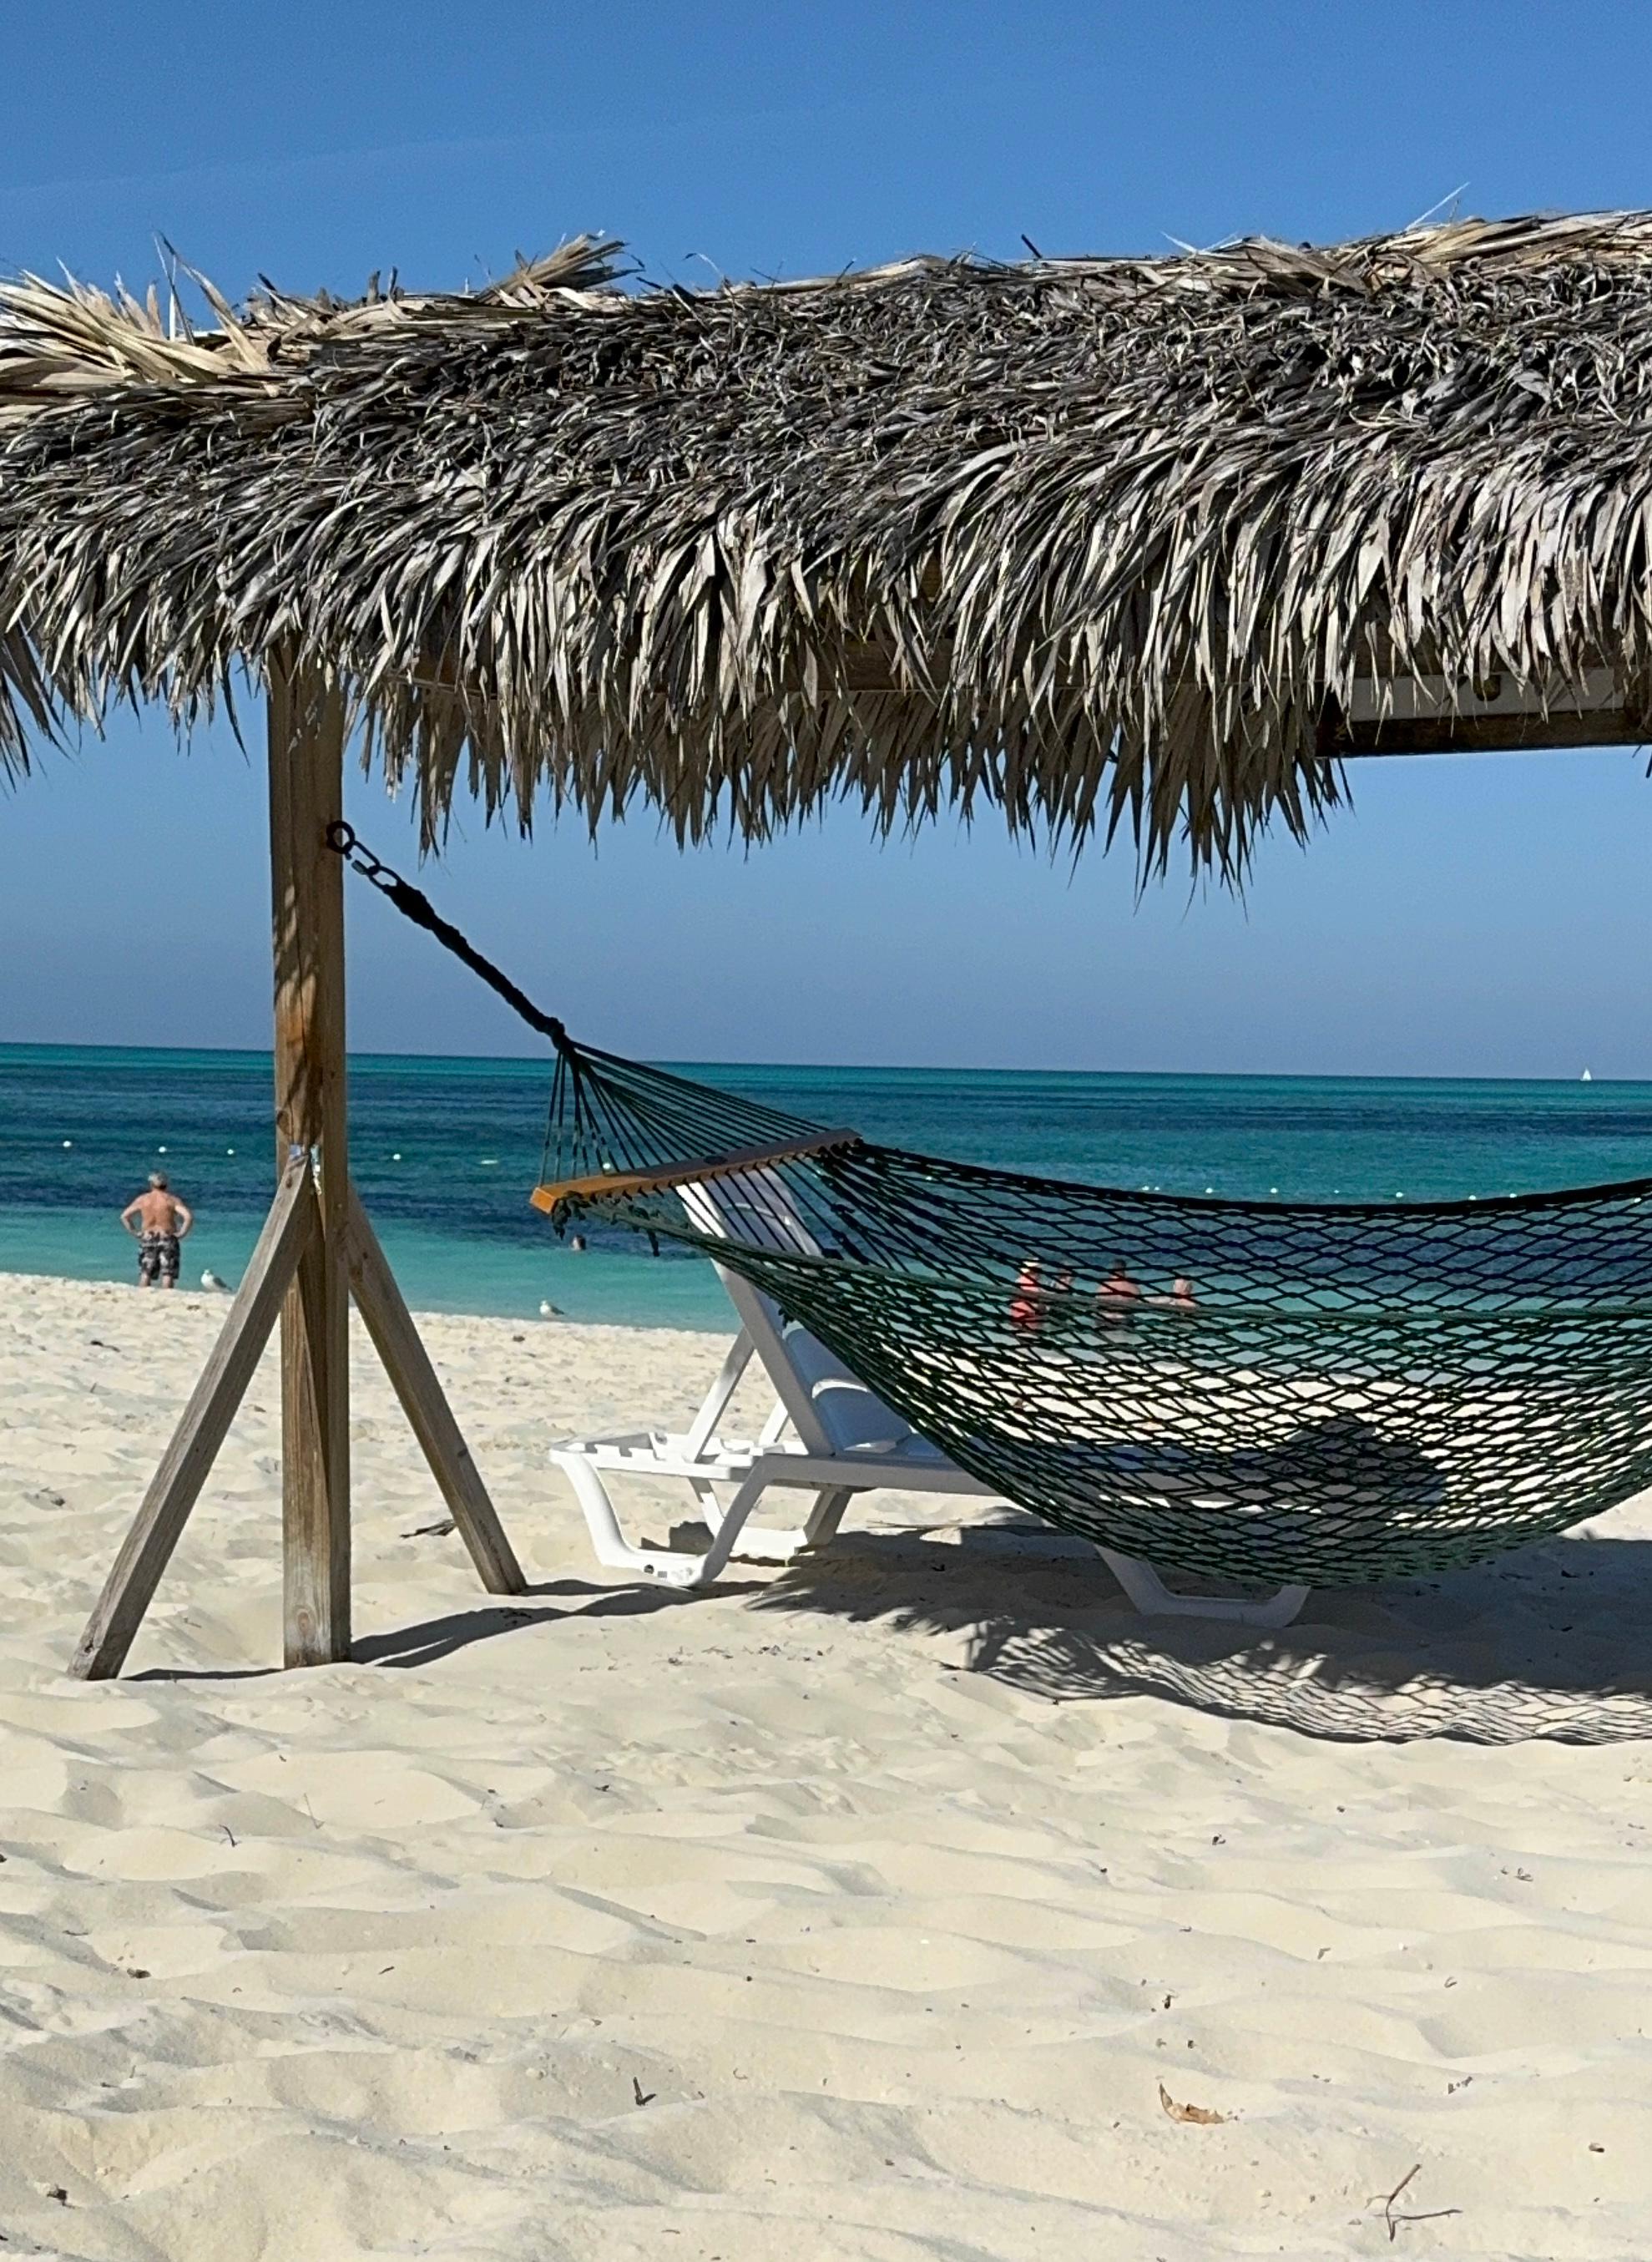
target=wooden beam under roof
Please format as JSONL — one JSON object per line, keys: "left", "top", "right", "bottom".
{"left": 832, "top": 647, "right": 1647, "bottom": 757}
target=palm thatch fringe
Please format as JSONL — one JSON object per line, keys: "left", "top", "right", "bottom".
{"left": 3, "top": 212, "right": 1651, "bottom": 873}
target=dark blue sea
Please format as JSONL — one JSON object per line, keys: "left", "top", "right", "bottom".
{"left": 3, "top": 1045, "right": 1650, "bottom": 1328}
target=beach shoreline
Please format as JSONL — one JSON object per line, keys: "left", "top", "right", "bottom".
{"left": 13, "top": 1045, "right": 1652, "bottom": 1335}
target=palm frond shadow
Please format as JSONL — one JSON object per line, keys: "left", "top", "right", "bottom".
{"left": 745, "top": 1521, "right": 1652, "bottom": 1745}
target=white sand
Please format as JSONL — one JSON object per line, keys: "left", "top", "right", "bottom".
{"left": 2, "top": 1269, "right": 1651, "bottom": 2259}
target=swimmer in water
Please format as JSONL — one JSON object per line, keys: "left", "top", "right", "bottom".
{"left": 1097, "top": 1262, "right": 1142, "bottom": 1323}
{"left": 1009, "top": 1258, "right": 1043, "bottom": 1331}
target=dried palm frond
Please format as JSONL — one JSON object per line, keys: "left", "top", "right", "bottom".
{"left": 2, "top": 213, "right": 1649, "bottom": 871}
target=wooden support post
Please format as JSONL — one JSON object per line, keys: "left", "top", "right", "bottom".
{"left": 71, "top": 1161, "right": 318, "bottom": 1680}
{"left": 72, "top": 662, "right": 531, "bottom": 1678}
{"left": 269, "top": 650, "right": 352, "bottom": 1667}
{"left": 346, "top": 1189, "right": 528, "bottom": 1596}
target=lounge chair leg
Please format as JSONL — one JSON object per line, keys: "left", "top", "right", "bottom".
{"left": 552, "top": 1455, "right": 768, "bottom": 1590}
{"left": 803, "top": 1486, "right": 851, "bottom": 1546}
{"left": 1099, "top": 1547, "right": 1309, "bottom": 1630}
{"left": 712, "top": 1483, "right": 853, "bottom": 1563}
{"left": 685, "top": 1475, "right": 723, "bottom": 1531}
{"left": 553, "top": 1455, "right": 701, "bottom": 1587}
{"left": 695, "top": 1472, "right": 770, "bottom": 1582}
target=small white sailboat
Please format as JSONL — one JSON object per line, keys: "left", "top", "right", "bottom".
{"left": 1581, "top": 1068, "right": 1594, "bottom": 1082}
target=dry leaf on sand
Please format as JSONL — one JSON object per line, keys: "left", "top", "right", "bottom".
{"left": 1159, "top": 2082, "right": 1230, "bottom": 2126}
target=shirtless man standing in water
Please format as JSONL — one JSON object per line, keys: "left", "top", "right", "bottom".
{"left": 120, "top": 1172, "right": 194, "bottom": 1289}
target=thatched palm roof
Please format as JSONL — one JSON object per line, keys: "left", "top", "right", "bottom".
{"left": 2, "top": 212, "right": 1650, "bottom": 873}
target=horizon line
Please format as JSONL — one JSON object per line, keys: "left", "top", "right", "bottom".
{"left": 0, "top": 1038, "right": 1629, "bottom": 1086}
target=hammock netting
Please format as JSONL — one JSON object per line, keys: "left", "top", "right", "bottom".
{"left": 325, "top": 827, "right": 1652, "bottom": 1593}
{"left": 537, "top": 1036, "right": 1652, "bottom": 1588}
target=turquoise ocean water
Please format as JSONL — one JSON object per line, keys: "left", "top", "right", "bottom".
{"left": 5, "top": 1044, "right": 1652, "bottom": 1328}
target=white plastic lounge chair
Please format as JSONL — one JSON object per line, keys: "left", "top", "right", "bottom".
{"left": 548, "top": 1170, "right": 1310, "bottom": 1629}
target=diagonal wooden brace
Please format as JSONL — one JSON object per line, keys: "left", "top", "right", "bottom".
{"left": 69, "top": 1169, "right": 532, "bottom": 1678}
{"left": 71, "top": 1160, "right": 319, "bottom": 1681}
{"left": 345, "top": 1188, "right": 527, "bottom": 1596}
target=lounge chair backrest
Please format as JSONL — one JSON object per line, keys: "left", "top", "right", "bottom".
{"left": 780, "top": 1323, "right": 915, "bottom": 1455}
{"left": 679, "top": 1169, "right": 917, "bottom": 1456}
{"left": 679, "top": 1168, "right": 822, "bottom": 1255}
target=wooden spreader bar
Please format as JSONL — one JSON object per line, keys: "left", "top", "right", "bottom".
{"left": 530, "top": 1128, "right": 863, "bottom": 1214}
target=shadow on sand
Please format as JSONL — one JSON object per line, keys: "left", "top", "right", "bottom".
{"left": 738, "top": 1516, "right": 1652, "bottom": 1746}
{"left": 131, "top": 1517, "right": 1652, "bottom": 1748}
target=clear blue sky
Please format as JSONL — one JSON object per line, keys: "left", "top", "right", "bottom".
{"left": 3, "top": 0, "right": 1650, "bottom": 1076}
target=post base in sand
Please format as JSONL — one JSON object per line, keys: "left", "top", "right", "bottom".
{"left": 70, "top": 1177, "right": 527, "bottom": 1682}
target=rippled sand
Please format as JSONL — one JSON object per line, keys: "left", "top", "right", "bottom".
{"left": 2, "top": 1269, "right": 1650, "bottom": 2258}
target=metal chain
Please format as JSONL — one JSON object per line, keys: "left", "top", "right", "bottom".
{"left": 325, "top": 820, "right": 402, "bottom": 897}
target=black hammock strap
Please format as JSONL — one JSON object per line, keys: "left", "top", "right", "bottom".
{"left": 326, "top": 822, "right": 847, "bottom": 1200}
{"left": 327, "top": 823, "right": 1652, "bottom": 1591}
{"left": 326, "top": 823, "right": 571, "bottom": 1051}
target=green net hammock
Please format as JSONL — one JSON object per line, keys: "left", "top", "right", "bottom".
{"left": 530, "top": 1040, "right": 1652, "bottom": 1586}
{"left": 332, "top": 827, "right": 1652, "bottom": 1591}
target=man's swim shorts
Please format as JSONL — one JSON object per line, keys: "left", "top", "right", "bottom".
{"left": 138, "top": 1232, "right": 180, "bottom": 1285}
